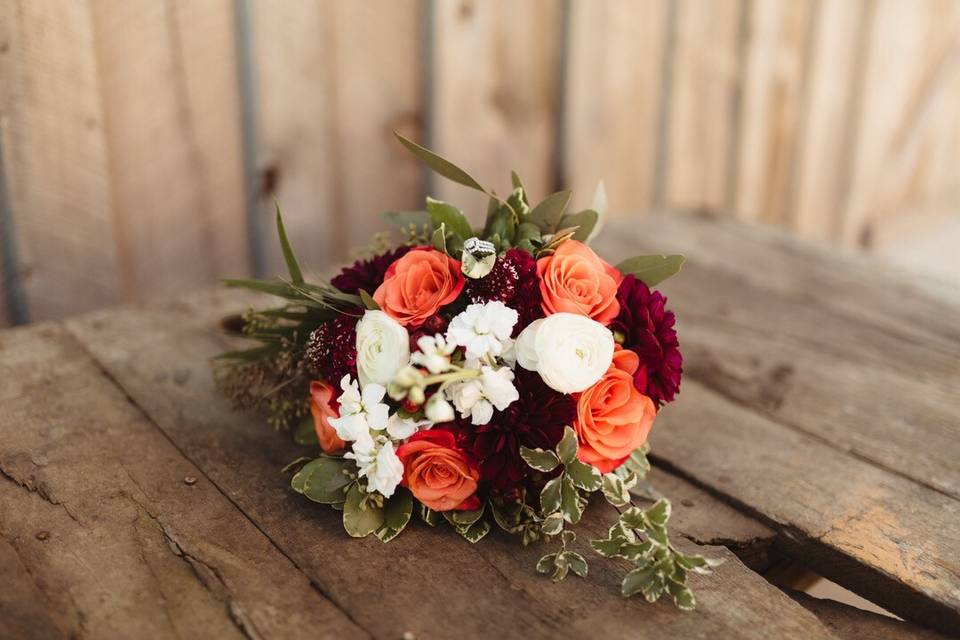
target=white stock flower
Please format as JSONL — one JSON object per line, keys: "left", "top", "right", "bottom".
{"left": 347, "top": 436, "right": 404, "bottom": 498}
{"left": 328, "top": 375, "right": 390, "bottom": 446}
{"left": 386, "top": 413, "right": 431, "bottom": 440}
{"left": 424, "top": 394, "right": 455, "bottom": 423}
{"left": 410, "top": 334, "right": 456, "bottom": 374}
{"left": 446, "top": 301, "right": 519, "bottom": 362}
{"left": 516, "top": 313, "right": 615, "bottom": 393}
{"left": 355, "top": 310, "right": 410, "bottom": 388}
{"left": 446, "top": 366, "right": 519, "bottom": 425}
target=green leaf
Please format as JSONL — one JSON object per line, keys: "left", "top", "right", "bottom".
{"left": 590, "top": 537, "right": 624, "bottom": 558}
{"left": 293, "top": 414, "right": 318, "bottom": 445}
{"left": 445, "top": 503, "right": 484, "bottom": 527}
{"left": 622, "top": 564, "right": 658, "bottom": 597}
{"left": 420, "top": 504, "right": 441, "bottom": 527}
{"left": 394, "top": 132, "right": 486, "bottom": 192}
{"left": 562, "top": 551, "right": 588, "bottom": 578}
{"left": 561, "top": 529, "right": 577, "bottom": 548}
{"left": 667, "top": 578, "right": 696, "bottom": 610}
{"left": 427, "top": 198, "right": 473, "bottom": 240}
{"left": 601, "top": 473, "right": 630, "bottom": 507}
{"left": 359, "top": 289, "right": 380, "bottom": 310}
{"left": 556, "top": 426, "right": 579, "bottom": 465}
{"left": 515, "top": 222, "right": 541, "bottom": 243}
{"left": 223, "top": 278, "right": 298, "bottom": 298}
{"left": 510, "top": 170, "right": 527, "bottom": 202}
{"left": 616, "top": 444, "right": 651, "bottom": 480}
{"left": 275, "top": 203, "right": 304, "bottom": 284}
{"left": 456, "top": 518, "right": 491, "bottom": 543}
{"left": 302, "top": 458, "right": 353, "bottom": 504}
{"left": 376, "top": 488, "right": 413, "bottom": 542}
{"left": 431, "top": 223, "right": 448, "bottom": 254}
{"left": 560, "top": 476, "right": 583, "bottom": 524}
{"left": 676, "top": 552, "right": 725, "bottom": 575}
{"left": 540, "top": 512, "right": 564, "bottom": 536}
{"left": 383, "top": 210, "right": 430, "bottom": 232}
{"left": 536, "top": 553, "right": 557, "bottom": 574}
{"left": 558, "top": 209, "right": 599, "bottom": 242}
{"left": 519, "top": 446, "right": 560, "bottom": 473}
{"left": 565, "top": 459, "right": 602, "bottom": 492}
{"left": 619, "top": 506, "right": 647, "bottom": 531}
{"left": 342, "top": 483, "right": 385, "bottom": 538}
{"left": 551, "top": 554, "right": 570, "bottom": 582}
{"left": 540, "top": 475, "right": 563, "bottom": 514}
{"left": 281, "top": 456, "right": 312, "bottom": 475}
{"left": 290, "top": 458, "right": 318, "bottom": 493}
{"left": 645, "top": 498, "right": 671, "bottom": 528}
{"left": 528, "top": 191, "right": 572, "bottom": 233}
{"left": 615, "top": 254, "right": 686, "bottom": 287}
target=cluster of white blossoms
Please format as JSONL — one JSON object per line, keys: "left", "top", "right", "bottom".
{"left": 328, "top": 301, "right": 617, "bottom": 498}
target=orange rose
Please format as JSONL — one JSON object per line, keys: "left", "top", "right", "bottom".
{"left": 536, "top": 240, "right": 622, "bottom": 324}
{"left": 373, "top": 248, "right": 465, "bottom": 327}
{"left": 396, "top": 430, "right": 481, "bottom": 512}
{"left": 309, "top": 381, "right": 346, "bottom": 454}
{"left": 574, "top": 347, "right": 656, "bottom": 472}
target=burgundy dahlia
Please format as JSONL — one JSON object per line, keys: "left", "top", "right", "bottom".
{"left": 464, "top": 248, "right": 544, "bottom": 335}
{"left": 610, "top": 275, "right": 682, "bottom": 407}
{"left": 305, "top": 312, "right": 360, "bottom": 384}
{"left": 331, "top": 245, "right": 410, "bottom": 295}
{"left": 452, "top": 369, "right": 575, "bottom": 490}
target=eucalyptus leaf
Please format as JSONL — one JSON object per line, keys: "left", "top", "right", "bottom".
{"left": 528, "top": 191, "right": 572, "bottom": 233}
{"left": 394, "top": 132, "right": 486, "bottom": 192}
{"left": 615, "top": 254, "right": 686, "bottom": 287}
{"left": 342, "top": 483, "right": 385, "bottom": 538}
{"left": 275, "top": 203, "right": 304, "bottom": 284}
{"left": 427, "top": 197, "right": 474, "bottom": 240}
{"left": 540, "top": 475, "right": 563, "bottom": 514}
{"left": 223, "top": 278, "right": 299, "bottom": 299}
{"left": 519, "top": 446, "right": 560, "bottom": 473}
{"left": 566, "top": 459, "right": 602, "bottom": 492}
{"left": 302, "top": 457, "right": 353, "bottom": 504}
{"left": 558, "top": 209, "right": 599, "bottom": 242}
{"left": 556, "top": 426, "right": 579, "bottom": 465}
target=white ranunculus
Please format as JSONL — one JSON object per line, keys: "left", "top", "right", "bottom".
{"left": 347, "top": 436, "right": 404, "bottom": 498}
{"left": 515, "top": 313, "right": 614, "bottom": 393}
{"left": 446, "top": 301, "right": 519, "bottom": 362}
{"left": 355, "top": 310, "right": 410, "bottom": 388}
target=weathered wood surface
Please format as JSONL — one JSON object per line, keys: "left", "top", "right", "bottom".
{"left": 1, "top": 213, "right": 957, "bottom": 637}
{"left": 790, "top": 591, "right": 954, "bottom": 640}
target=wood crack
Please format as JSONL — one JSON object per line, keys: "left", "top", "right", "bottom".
{"left": 0, "top": 462, "right": 83, "bottom": 525}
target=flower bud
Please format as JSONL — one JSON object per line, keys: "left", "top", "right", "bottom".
{"left": 425, "top": 394, "right": 455, "bottom": 423}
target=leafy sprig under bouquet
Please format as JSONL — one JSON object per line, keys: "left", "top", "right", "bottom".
{"left": 216, "top": 133, "right": 720, "bottom": 609}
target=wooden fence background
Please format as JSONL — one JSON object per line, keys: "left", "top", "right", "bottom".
{"left": 1, "top": 0, "right": 958, "bottom": 326}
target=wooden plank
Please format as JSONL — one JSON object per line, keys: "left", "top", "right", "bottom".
{"left": 0, "top": 537, "right": 67, "bottom": 640}
{"left": 733, "top": 0, "right": 814, "bottom": 225}
{"left": 65, "top": 291, "right": 837, "bottom": 640}
{"left": 0, "top": 0, "right": 122, "bottom": 320}
{"left": 0, "top": 323, "right": 365, "bottom": 639}
{"left": 842, "top": 0, "right": 960, "bottom": 248}
{"left": 562, "top": 0, "right": 668, "bottom": 213}
{"left": 88, "top": 0, "right": 248, "bottom": 299}
{"left": 661, "top": 0, "right": 742, "bottom": 213}
{"left": 601, "top": 215, "right": 960, "bottom": 500}
{"left": 597, "top": 218, "right": 960, "bottom": 630}
{"left": 791, "top": 591, "right": 954, "bottom": 640}
{"left": 789, "top": 0, "right": 868, "bottom": 242}
{"left": 430, "top": 0, "right": 561, "bottom": 219}
{"left": 252, "top": 0, "right": 424, "bottom": 276}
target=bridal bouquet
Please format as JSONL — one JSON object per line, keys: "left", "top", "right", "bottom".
{"left": 216, "top": 134, "right": 720, "bottom": 609}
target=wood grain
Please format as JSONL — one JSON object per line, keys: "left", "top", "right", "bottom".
{"left": 0, "top": 323, "right": 366, "bottom": 639}
{"left": 64, "top": 289, "right": 836, "bottom": 640}
{"left": 791, "top": 591, "right": 954, "bottom": 640}
{"left": 562, "top": 0, "right": 668, "bottom": 213}
{"left": 0, "top": 0, "right": 122, "bottom": 320}
{"left": 431, "top": 0, "right": 561, "bottom": 219}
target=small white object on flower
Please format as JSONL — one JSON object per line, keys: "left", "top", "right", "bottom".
{"left": 355, "top": 310, "right": 410, "bottom": 388}
{"left": 410, "top": 334, "right": 456, "bottom": 374}
{"left": 446, "top": 301, "right": 519, "bottom": 362}
{"left": 346, "top": 436, "right": 404, "bottom": 498}
{"left": 461, "top": 237, "right": 497, "bottom": 279}
{"left": 328, "top": 375, "right": 390, "bottom": 446}
{"left": 446, "top": 365, "right": 519, "bottom": 425}
{"left": 424, "top": 394, "right": 455, "bottom": 423}
{"left": 516, "top": 313, "right": 615, "bottom": 393}
{"left": 385, "top": 413, "right": 431, "bottom": 440}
